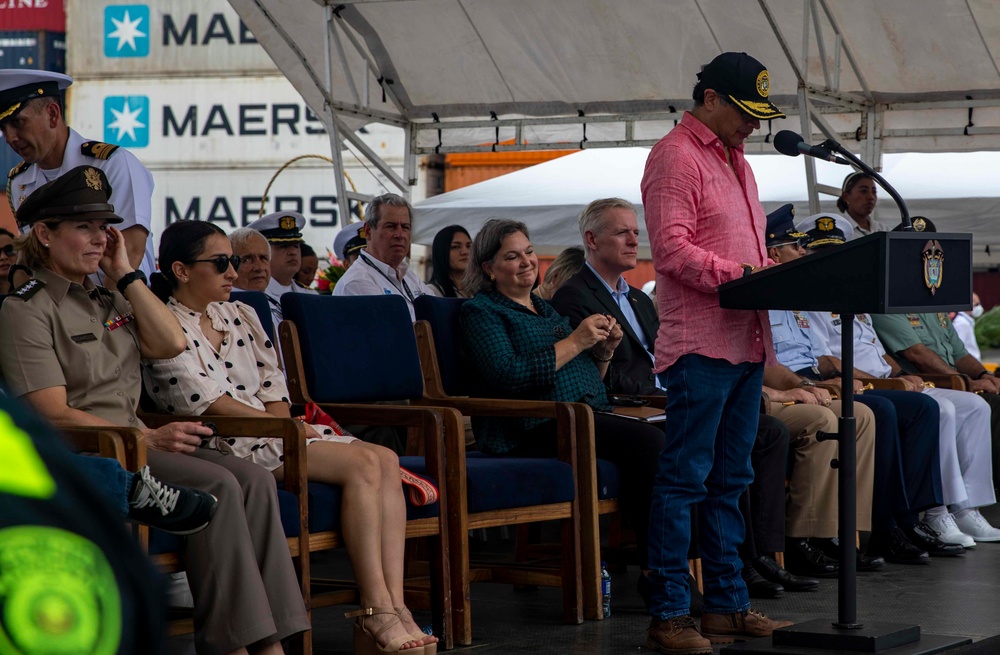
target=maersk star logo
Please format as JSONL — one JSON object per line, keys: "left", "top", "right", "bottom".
{"left": 103, "top": 96, "right": 149, "bottom": 148}
{"left": 104, "top": 5, "right": 150, "bottom": 58}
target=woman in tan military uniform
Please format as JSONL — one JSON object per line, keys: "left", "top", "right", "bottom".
{"left": 0, "top": 166, "right": 309, "bottom": 655}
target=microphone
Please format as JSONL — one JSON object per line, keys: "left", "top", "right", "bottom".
{"left": 773, "top": 130, "right": 852, "bottom": 165}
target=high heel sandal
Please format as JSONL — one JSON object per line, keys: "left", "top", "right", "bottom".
{"left": 396, "top": 607, "right": 437, "bottom": 655}
{"left": 344, "top": 607, "right": 425, "bottom": 655}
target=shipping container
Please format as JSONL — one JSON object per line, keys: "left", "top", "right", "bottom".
{"left": 67, "top": 76, "right": 405, "bottom": 167}
{"left": 0, "top": 29, "right": 65, "bottom": 70}
{"left": 444, "top": 149, "right": 577, "bottom": 192}
{"left": 66, "top": 0, "right": 278, "bottom": 78}
{"left": 0, "top": 0, "right": 65, "bottom": 32}
{"left": 149, "top": 162, "right": 404, "bottom": 259}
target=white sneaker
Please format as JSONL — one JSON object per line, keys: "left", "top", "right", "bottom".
{"left": 953, "top": 509, "right": 1000, "bottom": 543}
{"left": 924, "top": 512, "right": 976, "bottom": 548}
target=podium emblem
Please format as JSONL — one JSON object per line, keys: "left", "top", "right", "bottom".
{"left": 922, "top": 239, "right": 944, "bottom": 294}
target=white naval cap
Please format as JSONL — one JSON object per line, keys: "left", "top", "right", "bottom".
{"left": 0, "top": 69, "right": 72, "bottom": 122}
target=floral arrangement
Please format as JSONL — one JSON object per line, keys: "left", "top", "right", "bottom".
{"left": 315, "top": 250, "right": 347, "bottom": 294}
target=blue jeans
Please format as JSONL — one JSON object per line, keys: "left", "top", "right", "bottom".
{"left": 76, "top": 455, "right": 134, "bottom": 517}
{"left": 648, "top": 354, "right": 763, "bottom": 620}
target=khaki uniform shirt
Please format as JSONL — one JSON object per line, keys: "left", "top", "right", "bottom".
{"left": 0, "top": 267, "right": 143, "bottom": 427}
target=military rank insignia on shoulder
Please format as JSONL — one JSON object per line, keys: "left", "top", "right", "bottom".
{"left": 7, "top": 160, "right": 29, "bottom": 180}
{"left": 80, "top": 141, "right": 119, "bottom": 160}
{"left": 11, "top": 278, "right": 44, "bottom": 300}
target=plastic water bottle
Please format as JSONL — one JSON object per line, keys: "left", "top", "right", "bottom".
{"left": 600, "top": 560, "right": 611, "bottom": 618}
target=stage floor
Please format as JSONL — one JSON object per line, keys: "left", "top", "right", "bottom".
{"left": 169, "top": 505, "right": 1000, "bottom": 654}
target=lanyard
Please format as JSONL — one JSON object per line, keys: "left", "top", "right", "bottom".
{"left": 360, "top": 252, "right": 416, "bottom": 302}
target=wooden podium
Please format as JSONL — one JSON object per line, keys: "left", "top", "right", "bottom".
{"left": 717, "top": 231, "right": 973, "bottom": 655}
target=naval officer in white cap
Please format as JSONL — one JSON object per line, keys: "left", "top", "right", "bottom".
{"left": 0, "top": 69, "right": 155, "bottom": 283}
{"left": 246, "top": 211, "right": 317, "bottom": 330}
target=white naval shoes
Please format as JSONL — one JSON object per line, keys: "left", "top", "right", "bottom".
{"left": 953, "top": 509, "right": 1000, "bottom": 543}
{"left": 924, "top": 512, "right": 976, "bottom": 548}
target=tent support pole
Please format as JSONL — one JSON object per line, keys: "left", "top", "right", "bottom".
{"left": 799, "top": 87, "right": 820, "bottom": 214}
{"left": 325, "top": 106, "right": 352, "bottom": 230}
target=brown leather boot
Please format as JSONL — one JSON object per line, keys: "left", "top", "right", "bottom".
{"left": 646, "top": 615, "right": 712, "bottom": 654}
{"left": 700, "top": 608, "right": 793, "bottom": 643}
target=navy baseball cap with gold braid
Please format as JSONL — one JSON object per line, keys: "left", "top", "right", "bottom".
{"left": 0, "top": 69, "right": 72, "bottom": 123}
{"left": 698, "top": 52, "right": 785, "bottom": 120}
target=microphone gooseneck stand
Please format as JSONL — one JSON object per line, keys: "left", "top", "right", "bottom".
{"left": 819, "top": 138, "right": 913, "bottom": 232}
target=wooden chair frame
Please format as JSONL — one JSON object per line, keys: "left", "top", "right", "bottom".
{"left": 280, "top": 320, "right": 455, "bottom": 649}
{"left": 412, "top": 319, "right": 593, "bottom": 627}
{"left": 63, "top": 417, "right": 313, "bottom": 654}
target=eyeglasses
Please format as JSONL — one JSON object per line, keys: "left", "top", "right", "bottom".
{"left": 189, "top": 255, "right": 241, "bottom": 273}
{"left": 0, "top": 245, "right": 14, "bottom": 258}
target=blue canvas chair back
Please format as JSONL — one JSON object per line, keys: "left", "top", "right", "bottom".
{"left": 229, "top": 290, "right": 275, "bottom": 343}
{"left": 413, "top": 295, "right": 469, "bottom": 396}
{"left": 281, "top": 294, "right": 424, "bottom": 403}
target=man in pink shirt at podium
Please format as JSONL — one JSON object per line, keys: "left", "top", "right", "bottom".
{"left": 640, "top": 52, "right": 792, "bottom": 653}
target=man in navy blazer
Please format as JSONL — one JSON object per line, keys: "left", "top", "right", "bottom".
{"left": 550, "top": 198, "right": 661, "bottom": 397}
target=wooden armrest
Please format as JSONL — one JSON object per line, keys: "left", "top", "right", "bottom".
{"left": 60, "top": 426, "right": 146, "bottom": 471}
{"left": 857, "top": 377, "right": 907, "bottom": 391}
{"left": 138, "top": 414, "right": 308, "bottom": 497}
{"left": 312, "top": 403, "right": 451, "bottom": 428}
{"left": 415, "top": 396, "right": 563, "bottom": 420}
{"left": 817, "top": 383, "right": 842, "bottom": 399}
{"left": 637, "top": 395, "right": 666, "bottom": 409}
{"left": 918, "top": 374, "right": 969, "bottom": 391}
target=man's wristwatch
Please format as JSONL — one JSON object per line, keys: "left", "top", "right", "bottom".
{"left": 976, "top": 369, "right": 993, "bottom": 380}
{"left": 740, "top": 264, "right": 755, "bottom": 278}
{"left": 796, "top": 378, "right": 817, "bottom": 388}
{"left": 116, "top": 270, "right": 147, "bottom": 295}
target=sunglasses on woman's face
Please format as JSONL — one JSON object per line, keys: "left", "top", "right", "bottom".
{"left": 0, "top": 245, "right": 14, "bottom": 258}
{"left": 190, "top": 254, "right": 241, "bottom": 273}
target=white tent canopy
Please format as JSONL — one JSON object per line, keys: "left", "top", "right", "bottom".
{"left": 412, "top": 147, "right": 1000, "bottom": 269}
{"left": 229, "top": 0, "right": 1000, "bottom": 222}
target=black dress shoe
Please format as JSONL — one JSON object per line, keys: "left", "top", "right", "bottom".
{"left": 784, "top": 539, "right": 839, "bottom": 578}
{"left": 741, "top": 561, "right": 784, "bottom": 598}
{"left": 902, "top": 522, "right": 966, "bottom": 557}
{"left": 811, "top": 537, "right": 886, "bottom": 572}
{"left": 753, "top": 555, "right": 820, "bottom": 592}
{"left": 867, "top": 526, "right": 930, "bottom": 565}
{"left": 636, "top": 572, "right": 703, "bottom": 616}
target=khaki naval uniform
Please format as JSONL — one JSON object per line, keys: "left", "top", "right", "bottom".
{"left": 0, "top": 267, "right": 309, "bottom": 655}
{"left": 767, "top": 400, "right": 876, "bottom": 538}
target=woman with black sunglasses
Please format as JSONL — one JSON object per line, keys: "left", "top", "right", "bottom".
{"left": 0, "top": 227, "right": 15, "bottom": 294}
{"left": 146, "top": 220, "right": 436, "bottom": 655}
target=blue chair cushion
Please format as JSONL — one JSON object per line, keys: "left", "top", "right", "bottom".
{"left": 413, "top": 295, "right": 470, "bottom": 397}
{"left": 463, "top": 453, "right": 575, "bottom": 513}
{"left": 229, "top": 290, "right": 275, "bottom": 342}
{"left": 281, "top": 294, "right": 424, "bottom": 403}
{"left": 595, "top": 458, "right": 621, "bottom": 500}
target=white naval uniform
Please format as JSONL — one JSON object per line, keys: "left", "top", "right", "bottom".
{"left": 332, "top": 249, "right": 436, "bottom": 322}
{"left": 843, "top": 215, "right": 892, "bottom": 239}
{"left": 808, "top": 311, "right": 996, "bottom": 510}
{"left": 8, "top": 128, "right": 156, "bottom": 280}
{"left": 953, "top": 312, "right": 982, "bottom": 361}
{"left": 264, "top": 276, "right": 317, "bottom": 333}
